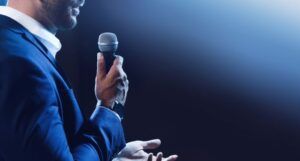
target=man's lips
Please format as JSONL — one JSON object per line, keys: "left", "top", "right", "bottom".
{"left": 70, "top": 0, "right": 85, "bottom": 16}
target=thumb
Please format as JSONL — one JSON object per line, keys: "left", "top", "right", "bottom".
{"left": 140, "top": 139, "right": 161, "bottom": 150}
{"left": 97, "top": 53, "right": 106, "bottom": 79}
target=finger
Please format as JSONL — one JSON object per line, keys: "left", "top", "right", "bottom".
{"left": 114, "top": 74, "right": 128, "bottom": 87}
{"left": 122, "top": 74, "right": 128, "bottom": 83}
{"left": 140, "top": 139, "right": 161, "bottom": 150}
{"left": 156, "top": 152, "right": 163, "bottom": 161}
{"left": 97, "top": 53, "right": 106, "bottom": 79}
{"left": 115, "top": 88, "right": 125, "bottom": 104}
{"left": 147, "top": 153, "right": 153, "bottom": 161}
{"left": 120, "top": 86, "right": 128, "bottom": 106}
{"left": 114, "top": 55, "right": 124, "bottom": 67}
{"left": 107, "top": 56, "right": 124, "bottom": 80}
{"left": 115, "top": 82, "right": 127, "bottom": 96}
{"left": 164, "top": 155, "right": 178, "bottom": 161}
{"left": 111, "top": 55, "right": 124, "bottom": 71}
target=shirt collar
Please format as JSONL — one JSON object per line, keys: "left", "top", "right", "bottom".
{"left": 0, "top": 6, "right": 61, "bottom": 58}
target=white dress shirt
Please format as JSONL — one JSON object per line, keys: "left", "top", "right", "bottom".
{"left": 0, "top": 6, "right": 61, "bottom": 58}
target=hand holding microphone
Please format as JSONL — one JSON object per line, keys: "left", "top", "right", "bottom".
{"left": 95, "top": 33, "right": 129, "bottom": 109}
{"left": 95, "top": 33, "right": 178, "bottom": 161}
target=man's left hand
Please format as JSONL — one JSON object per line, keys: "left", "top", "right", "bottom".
{"left": 112, "top": 139, "right": 178, "bottom": 161}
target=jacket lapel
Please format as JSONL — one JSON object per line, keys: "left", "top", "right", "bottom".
{"left": 22, "top": 32, "right": 72, "bottom": 88}
{"left": 0, "top": 15, "right": 72, "bottom": 88}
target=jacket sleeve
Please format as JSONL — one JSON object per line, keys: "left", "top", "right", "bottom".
{"left": 0, "top": 55, "right": 126, "bottom": 161}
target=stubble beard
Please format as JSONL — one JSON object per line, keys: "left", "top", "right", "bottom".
{"left": 39, "top": 0, "right": 78, "bottom": 33}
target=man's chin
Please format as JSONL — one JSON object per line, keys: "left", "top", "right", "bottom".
{"left": 69, "top": 17, "right": 78, "bottom": 29}
{"left": 59, "top": 17, "right": 78, "bottom": 30}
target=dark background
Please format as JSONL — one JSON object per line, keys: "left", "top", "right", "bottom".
{"left": 4, "top": 0, "right": 300, "bottom": 160}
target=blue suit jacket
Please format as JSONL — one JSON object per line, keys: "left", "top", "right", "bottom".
{"left": 0, "top": 15, "right": 126, "bottom": 161}
{"left": 0, "top": 1, "right": 6, "bottom": 6}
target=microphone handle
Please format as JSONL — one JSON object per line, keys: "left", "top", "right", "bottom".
{"left": 102, "top": 52, "right": 116, "bottom": 73}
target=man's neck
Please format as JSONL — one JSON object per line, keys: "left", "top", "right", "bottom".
{"left": 7, "top": 1, "right": 57, "bottom": 34}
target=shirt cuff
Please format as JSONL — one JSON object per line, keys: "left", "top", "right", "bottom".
{"left": 96, "top": 101, "right": 121, "bottom": 121}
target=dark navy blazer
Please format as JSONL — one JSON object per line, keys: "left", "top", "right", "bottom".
{"left": 0, "top": 15, "right": 126, "bottom": 161}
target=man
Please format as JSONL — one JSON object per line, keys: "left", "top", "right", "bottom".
{"left": 0, "top": 0, "right": 177, "bottom": 161}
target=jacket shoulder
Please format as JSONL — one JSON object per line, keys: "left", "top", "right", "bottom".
{"left": 0, "top": 29, "right": 42, "bottom": 71}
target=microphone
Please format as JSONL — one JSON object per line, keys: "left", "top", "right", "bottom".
{"left": 98, "top": 32, "right": 124, "bottom": 119}
{"left": 98, "top": 32, "right": 119, "bottom": 73}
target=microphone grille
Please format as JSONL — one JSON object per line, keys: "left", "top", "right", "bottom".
{"left": 98, "top": 32, "right": 118, "bottom": 45}
{"left": 98, "top": 32, "right": 118, "bottom": 53}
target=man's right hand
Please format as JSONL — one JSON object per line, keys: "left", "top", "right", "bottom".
{"left": 95, "top": 52, "right": 129, "bottom": 108}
